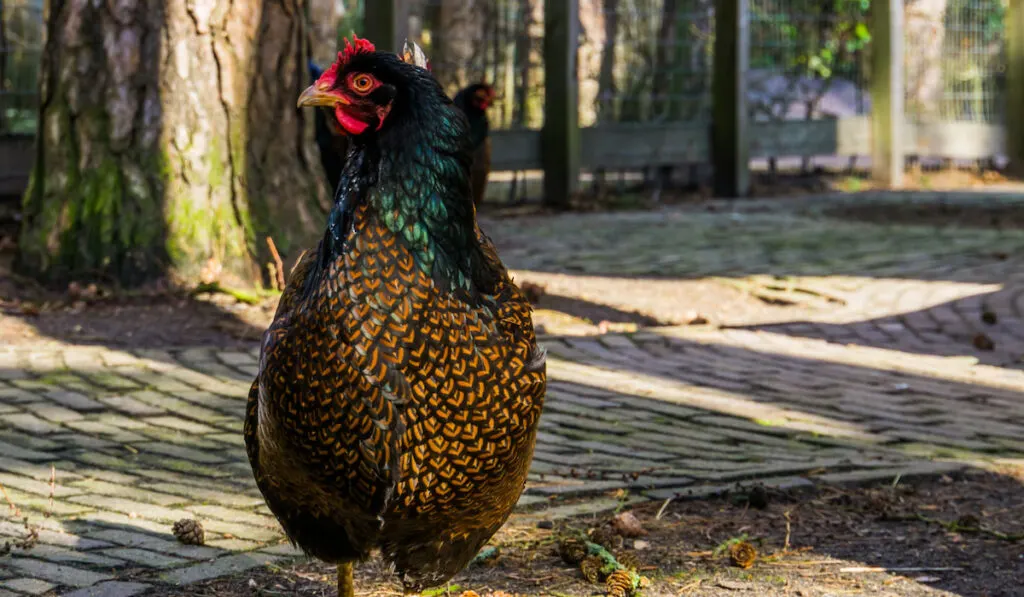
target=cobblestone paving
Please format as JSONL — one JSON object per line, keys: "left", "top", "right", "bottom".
{"left": 2, "top": 193, "right": 1024, "bottom": 595}
{"left": 487, "top": 192, "right": 1024, "bottom": 367}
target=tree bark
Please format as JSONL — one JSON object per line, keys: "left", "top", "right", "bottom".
{"left": 18, "top": 0, "right": 327, "bottom": 288}
{"left": 308, "top": 0, "right": 338, "bottom": 66}
{"left": 595, "top": 0, "right": 618, "bottom": 124}
{"left": 651, "top": 0, "right": 677, "bottom": 118}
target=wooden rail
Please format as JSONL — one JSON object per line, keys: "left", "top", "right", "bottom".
{"left": 0, "top": 134, "right": 34, "bottom": 196}
{"left": 489, "top": 118, "right": 1005, "bottom": 172}
{"left": 0, "top": 119, "right": 1007, "bottom": 198}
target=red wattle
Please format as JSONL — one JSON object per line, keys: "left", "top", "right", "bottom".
{"left": 335, "top": 106, "right": 369, "bottom": 135}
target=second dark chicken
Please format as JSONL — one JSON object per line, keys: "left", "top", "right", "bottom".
{"left": 309, "top": 60, "right": 350, "bottom": 194}
{"left": 452, "top": 83, "right": 495, "bottom": 208}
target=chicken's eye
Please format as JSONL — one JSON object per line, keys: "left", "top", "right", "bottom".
{"left": 351, "top": 74, "right": 375, "bottom": 94}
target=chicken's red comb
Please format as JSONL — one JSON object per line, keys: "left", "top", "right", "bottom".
{"left": 341, "top": 35, "right": 376, "bottom": 63}
{"left": 316, "top": 35, "right": 376, "bottom": 89}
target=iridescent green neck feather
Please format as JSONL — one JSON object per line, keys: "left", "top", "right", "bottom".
{"left": 314, "top": 56, "right": 497, "bottom": 300}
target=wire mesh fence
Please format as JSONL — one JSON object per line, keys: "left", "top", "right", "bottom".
{"left": 406, "top": 0, "right": 543, "bottom": 130}
{"left": 906, "top": 0, "right": 1007, "bottom": 124}
{"left": 747, "top": 0, "right": 871, "bottom": 124}
{"left": 583, "top": 0, "right": 715, "bottom": 126}
{"left": 0, "top": 0, "right": 44, "bottom": 136}
{"left": 0, "top": 0, "right": 1015, "bottom": 203}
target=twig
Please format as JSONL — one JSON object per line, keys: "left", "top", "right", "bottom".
{"left": 888, "top": 512, "right": 1024, "bottom": 542}
{"left": 839, "top": 566, "right": 962, "bottom": 573}
{"left": 191, "top": 282, "right": 262, "bottom": 305}
{"left": 46, "top": 464, "right": 55, "bottom": 518}
{"left": 655, "top": 496, "right": 673, "bottom": 520}
{"left": 0, "top": 482, "right": 20, "bottom": 517}
{"left": 266, "top": 236, "right": 286, "bottom": 291}
{"left": 783, "top": 510, "right": 792, "bottom": 551}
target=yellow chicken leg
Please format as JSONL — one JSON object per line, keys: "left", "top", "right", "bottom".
{"left": 338, "top": 562, "right": 354, "bottom": 597}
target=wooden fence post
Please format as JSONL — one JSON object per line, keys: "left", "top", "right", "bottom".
{"left": 364, "top": 0, "right": 406, "bottom": 53}
{"left": 542, "top": 0, "right": 580, "bottom": 209}
{"left": 711, "top": 0, "right": 750, "bottom": 198}
{"left": 1007, "top": 0, "right": 1024, "bottom": 174}
{"left": 870, "top": 0, "right": 904, "bottom": 187}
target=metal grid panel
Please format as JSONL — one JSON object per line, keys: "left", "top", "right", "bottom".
{"left": 0, "top": 0, "right": 44, "bottom": 135}
{"left": 933, "top": 0, "right": 1005, "bottom": 123}
{"left": 747, "top": 0, "right": 871, "bottom": 123}
{"left": 582, "top": 0, "right": 714, "bottom": 126}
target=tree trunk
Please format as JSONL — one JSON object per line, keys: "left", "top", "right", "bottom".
{"left": 433, "top": 0, "right": 483, "bottom": 94}
{"left": 308, "top": 0, "right": 338, "bottom": 66}
{"left": 596, "top": 0, "right": 619, "bottom": 123}
{"left": 0, "top": 2, "right": 7, "bottom": 133}
{"left": 651, "top": 0, "right": 678, "bottom": 118}
{"left": 18, "top": 0, "right": 327, "bottom": 288}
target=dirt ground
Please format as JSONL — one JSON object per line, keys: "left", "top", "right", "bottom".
{"left": 0, "top": 258, "right": 784, "bottom": 347}
{"left": 147, "top": 468, "right": 1024, "bottom": 597}
{"left": 5, "top": 174, "right": 1023, "bottom": 348}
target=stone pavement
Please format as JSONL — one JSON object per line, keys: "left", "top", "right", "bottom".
{"left": 2, "top": 192, "right": 1024, "bottom": 595}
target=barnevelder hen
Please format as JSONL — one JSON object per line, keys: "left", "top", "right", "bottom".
{"left": 244, "top": 38, "right": 546, "bottom": 597}
{"left": 451, "top": 83, "right": 495, "bottom": 208}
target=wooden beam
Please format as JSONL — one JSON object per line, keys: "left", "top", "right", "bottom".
{"left": 870, "top": 0, "right": 905, "bottom": 187}
{"left": 1007, "top": 0, "right": 1024, "bottom": 175}
{"left": 363, "top": 0, "right": 405, "bottom": 53}
{"left": 542, "top": 0, "right": 580, "bottom": 209}
{"left": 711, "top": 0, "right": 750, "bottom": 197}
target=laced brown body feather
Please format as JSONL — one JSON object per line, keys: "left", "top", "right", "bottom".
{"left": 244, "top": 204, "right": 546, "bottom": 590}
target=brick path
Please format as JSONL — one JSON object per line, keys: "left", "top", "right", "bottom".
{"left": 2, "top": 193, "right": 1024, "bottom": 595}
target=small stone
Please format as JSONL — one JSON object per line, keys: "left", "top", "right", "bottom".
{"left": 172, "top": 519, "right": 205, "bottom": 546}
{"left": 632, "top": 540, "right": 650, "bottom": 551}
{"left": 611, "top": 511, "right": 646, "bottom": 538}
{"left": 981, "top": 310, "right": 998, "bottom": 325}
{"left": 536, "top": 520, "right": 554, "bottom": 530}
{"left": 684, "top": 311, "right": 709, "bottom": 325}
{"left": 746, "top": 485, "right": 769, "bottom": 509}
{"left": 519, "top": 281, "right": 545, "bottom": 304}
{"left": 973, "top": 333, "right": 995, "bottom": 351}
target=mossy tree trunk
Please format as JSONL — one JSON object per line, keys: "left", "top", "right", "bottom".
{"left": 18, "top": 0, "right": 328, "bottom": 288}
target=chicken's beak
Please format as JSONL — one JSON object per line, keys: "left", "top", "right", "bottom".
{"left": 297, "top": 84, "right": 350, "bottom": 108}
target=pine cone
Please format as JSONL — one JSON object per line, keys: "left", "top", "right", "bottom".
{"left": 728, "top": 541, "right": 757, "bottom": 569}
{"left": 605, "top": 569, "right": 637, "bottom": 597}
{"left": 589, "top": 525, "right": 623, "bottom": 551}
{"left": 614, "top": 550, "right": 641, "bottom": 571}
{"left": 557, "top": 536, "right": 588, "bottom": 566}
{"left": 580, "top": 555, "right": 606, "bottom": 584}
{"left": 172, "top": 518, "right": 205, "bottom": 545}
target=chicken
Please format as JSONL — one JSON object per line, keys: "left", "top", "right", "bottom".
{"left": 452, "top": 83, "right": 496, "bottom": 208}
{"left": 308, "top": 60, "right": 349, "bottom": 193}
{"left": 244, "top": 37, "right": 546, "bottom": 597}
